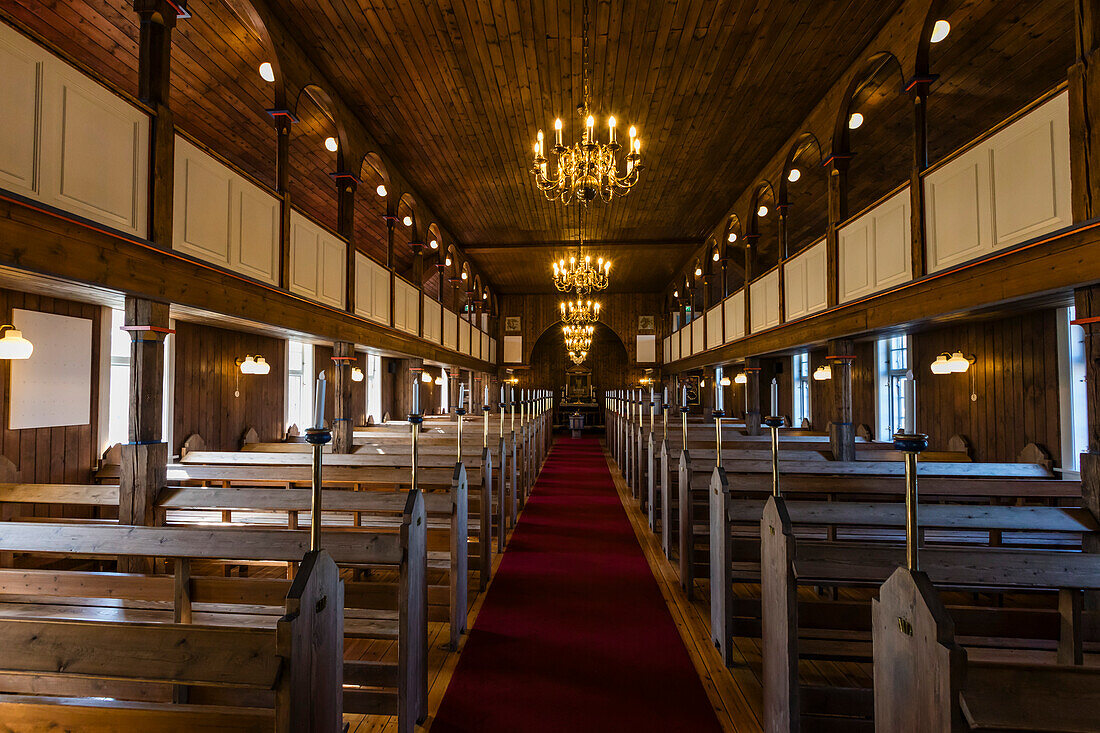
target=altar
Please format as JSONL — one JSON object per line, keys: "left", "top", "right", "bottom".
{"left": 557, "top": 366, "right": 603, "bottom": 429}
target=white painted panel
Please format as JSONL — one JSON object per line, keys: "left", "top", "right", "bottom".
{"left": 926, "top": 158, "right": 987, "bottom": 268}
{"left": 233, "top": 182, "right": 279, "bottom": 284}
{"left": 783, "top": 252, "right": 807, "bottom": 321}
{"left": 354, "top": 252, "right": 373, "bottom": 319}
{"left": 691, "top": 318, "right": 703, "bottom": 354}
{"left": 422, "top": 295, "right": 441, "bottom": 343}
{"left": 10, "top": 309, "right": 92, "bottom": 429}
{"left": 39, "top": 61, "right": 148, "bottom": 235}
{"left": 443, "top": 309, "right": 458, "bottom": 350}
{"left": 637, "top": 334, "right": 656, "bottom": 363}
{"left": 174, "top": 143, "right": 232, "bottom": 266}
{"left": 671, "top": 332, "right": 681, "bottom": 361}
{"left": 489, "top": 337, "right": 497, "bottom": 364}
{"left": 874, "top": 195, "right": 912, "bottom": 288}
{"left": 503, "top": 335, "right": 522, "bottom": 363}
{"left": 663, "top": 336, "right": 671, "bottom": 363}
{"left": 803, "top": 241, "right": 828, "bottom": 315}
{"left": 393, "top": 277, "right": 419, "bottom": 335}
{"left": 371, "top": 266, "right": 390, "bottom": 324}
{"left": 750, "top": 270, "right": 780, "bottom": 333}
{"left": 723, "top": 290, "right": 745, "bottom": 342}
{"left": 481, "top": 333, "right": 489, "bottom": 361}
{"left": 0, "top": 26, "right": 41, "bottom": 196}
{"left": 460, "top": 318, "right": 471, "bottom": 355}
{"left": 705, "top": 304, "right": 722, "bottom": 350}
{"left": 927, "top": 92, "right": 1070, "bottom": 272}
{"left": 989, "top": 93, "right": 1071, "bottom": 248}
{"left": 839, "top": 187, "right": 911, "bottom": 302}
{"left": 318, "top": 235, "right": 345, "bottom": 308}
{"left": 290, "top": 212, "right": 345, "bottom": 309}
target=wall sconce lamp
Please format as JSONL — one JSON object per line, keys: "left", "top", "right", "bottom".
{"left": 930, "top": 351, "right": 974, "bottom": 375}
{"left": 720, "top": 376, "right": 731, "bottom": 386}
{"left": 351, "top": 366, "right": 364, "bottom": 382}
{"left": 734, "top": 373, "right": 747, "bottom": 385}
{"left": 236, "top": 355, "right": 270, "bottom": 375}
{"left": 813, "top": 364, "right": 832, "bottom": 381}
{"left": 421, "top": 372, "right": 433, "bottom": 383}
{"left": 0, "top": 325, "right": 33, "bottom": 359}
{"left": 434, "top": 376, "right": 444, "bottom": 386}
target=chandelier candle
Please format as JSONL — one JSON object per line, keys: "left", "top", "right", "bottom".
{"left": 306, "top": 373, "right": 330, "bottom": 552}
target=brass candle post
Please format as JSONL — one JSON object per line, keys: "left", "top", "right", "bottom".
{"left": 893, "top": 432, "right": 928, "bottom": 571}
{"left": 763, "top": 416, "right": 783, "bottom": 497}
{"left": 455, "top": 406, "right": 466, "bottom": 462}
{"left": 713, "top": 409, "right": 724, "bottom": 468}
{"left": 483, "top": 401, "right": 489, "bottom": 448}
{"left": 304, "top": 425, "right": 331, "bottom": 551}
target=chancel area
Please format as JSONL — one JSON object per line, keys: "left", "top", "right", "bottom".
{"left": 0, "top": 0, "right": 1097, "bottom": 730}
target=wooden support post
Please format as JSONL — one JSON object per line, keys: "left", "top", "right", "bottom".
{"left": 908, "top": 79, "right": 932, "bottom": 280}
{"left": 332, "top": 341, "right": 354, "bottom": 453}
{"left": 1076, "top": 287, "right": 1100, "bottom": 568}
{"left": 825, "top": 156, "right": 850, "bottom": 308}
{"left": 743, "top": 235, "right": 757, "bottom": 336}
{"left": 336, "top": 172, "right": 357, "bottom": 313}
{"left": 1070, "top": 0, "right": 1100, "bottom": 223}
{"left": 275, "top": 116, "right": 293, "bottom": 290}
{"left": 134, "top": 0, "right": 176, "bottom": 247}
{"left": 120, "top": 298, "right": 170, "bottom": 570}
{"left": 828, "top": 338, "right": 856, "bottom": 461}
{"left": 744, "top": 358, "right": 762, "bottom": 436}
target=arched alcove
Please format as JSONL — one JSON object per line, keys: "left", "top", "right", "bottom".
{"left": 748, "top": 182, "right": 779, "bottom": 273}
{"left": 780, "top": 133, "right": 828, "bottom": 256}
{"left": 290, "top": 85, "right": 342, "bottom": 231}
{"left": 527, "top": 321, "right": 630, "bottom": 399}
{"left": 355, "top": 153, "right": 390, "bottom": 264}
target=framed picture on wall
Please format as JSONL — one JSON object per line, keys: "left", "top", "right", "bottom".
{"left": 682, "top": 376, "right": 701, "bottom": 406}
{"left": 504, "top": 316, "right": 521, "bottom": 333}
{"left": 638, "top": 315, "right": 655, "bottom": 332}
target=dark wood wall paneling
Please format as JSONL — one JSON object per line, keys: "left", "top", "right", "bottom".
{"left": 808, "top": 342, "right": 877, "bottom": 433}
{"left": 173, "top": 321, "right": 286, "bottom": 453}
{"left": 0, "top": 289, "right": 102, "bottom": 485}
{"left": 527, "top": 322, "right": 630, "bottom": 392}
{"left": 914, "top": 310, "right": 1062, "bottom": 464}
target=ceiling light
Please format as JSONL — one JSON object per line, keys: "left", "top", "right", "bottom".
{"left": 673, "top": 290, "right": 679, "bottom": 298}
{"left": 324, "top": 136, "right": 338, "bottom": 152}
{"left": 930, "top": 19, "right": 950, "bottom": 43}
{"left": 848, "top": 112, "right": 864, "bottom": 130}
{"left": 757, "top": 205, "right": 769, "bottom": 217}
{"left": 787, "top": 168, "right": 801, "bottom": 183}
{"left": 445, "top": 257, "right": 452, "bottom": 267}
{"left": 351, "top": 367, "right": 364, "bottom": 382}
{"left": 258, "top": 62, "right": 275, "bottom": 83}
{"left": 813, "top": 364, "right": 832, "bottom": 381}
{"left": 402, "top": 215, "right": 412, "bottom": 227}
{"left": 461, "top": 271, "right": 468, "bottom": 280}
{"left": 727, "top": 232, "right": 737, "bottom": 243}
{"left": 376, "top": 184, "right": 387, "bottom": 197}
{"left": 429, "top": 239, "right": 438, "bottom": 249}
{"left": 0, "top": 326, "right": 33, "bottom": 359}
{"left": 734, "top": 373, "right": 747, "bottom": 385}
{"left": 482, "top": 291, "right": 488, "bottom": 300}
{"left": 694, "top": 266, "right": 702, "bottom": 277}
{"left": 712, "top": 250, "right": 720, "bottom": 261}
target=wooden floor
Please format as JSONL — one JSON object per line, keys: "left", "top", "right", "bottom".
{"left": 601, "top": 441, "right": 765, "bottom": 733}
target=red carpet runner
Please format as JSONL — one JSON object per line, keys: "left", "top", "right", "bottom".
{"left": 432, "top": 436, "right": 723, "bottom": 732}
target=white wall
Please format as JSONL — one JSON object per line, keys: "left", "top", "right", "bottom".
{"left": 925, "top": 92, "right": 1071, "bottom": 272}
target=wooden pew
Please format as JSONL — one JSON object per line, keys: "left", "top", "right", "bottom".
{"left": 874, "top": 565, "right": 1100, "bottom": 732}
{"left": 0, "top": 495, "right": 427, "bottom": 731}
{"left": 759, "top": 490, "right": 1099, "bottom": 731}
{"left": 0, "top": 548, "right": 343, "bottom": 732}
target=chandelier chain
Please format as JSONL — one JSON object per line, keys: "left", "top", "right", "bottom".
{"left": 582, "top": 0, "right": 589, "bottom": 115}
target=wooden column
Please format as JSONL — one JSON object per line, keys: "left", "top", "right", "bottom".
{"left": 744, "top": 358, "right": 762, "bottom": 435}
{"left": 743, "top": 235, "right": 757, "bottom": 336}
{"left": 396, "top": 359, "right": 424, "bottom": 419}
{"left": 1070, "top": 0, "right": 1100, "bottom": 222}
{"left": 908, "top": 78, "right": 932, "bottom": 280}
{"left": 777, "top": 204, "right": 789, "bottom": 323}
{"left": 827, "top": 338, "right": 856, "bottom": 461}
{"left": 120, "top": 298, "right": 170, "bottom": 571}
{"left": 335, "top": 173, "right": 357, "bottom": 313}
{"left": 275, "top": 115, "right": 294, "bottom": 290}
{"left": 385, "top": 214, "right": 397, "bottom": 327}
{"left": 134, "top": 0, "right": 176, "bottom": 247}
{"left": 825, "top": 156, "right": 850, "bottom": 308}
{"left": 332, "top": 341, "right": 355, "bottom": 453}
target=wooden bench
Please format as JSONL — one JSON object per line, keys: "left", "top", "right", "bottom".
{"left": 758, "top": 490, "right": 1100, "bottom": 730}
{"left": 0, "top": 497, "right": 427, "bottom": 731}
{"left": 0, "top": 470, "right": 470, "bottom": 649}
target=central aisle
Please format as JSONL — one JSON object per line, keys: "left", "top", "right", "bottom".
{"left": 431, "top": 436, "right": 723, "bottom": 732}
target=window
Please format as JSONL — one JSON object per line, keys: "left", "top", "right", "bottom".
{"left": 1059, "top": 306, "right": 1087, "bottom": 473}
{"left": 365, "top": 353, "right": 382, "bottom": 424}
{"left": 105, "top": 308, "right": 173, "bottom": 449}
{"left": 792, "top": 352, "right": 810, "bottom": 426}
{"left": 876, "top": 335, "right": 912, "bottom": 441}
{"left": 286, "top": 339, "right": 314, "bottom": 431}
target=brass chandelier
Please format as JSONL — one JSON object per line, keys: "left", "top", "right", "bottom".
{"left": 568, "top": 348, "right": 589, "bottom": 365}
{"left": 560, "top": 297, "right": 601, "bottom": 325}
{"left": 553, "top": 253, "right": 610, "bottom": 295}
{"left": 530, "top": 0, "right": 643, "bottom": 205}
{"left": 563, "top": 324, "right": 594, "bottom": 351}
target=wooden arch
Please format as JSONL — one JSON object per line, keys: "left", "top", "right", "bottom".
{"left": 831, "top": 51, "right": 907, "bottom": 158}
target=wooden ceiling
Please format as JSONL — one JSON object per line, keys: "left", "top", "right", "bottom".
{"left": 0, "top": 0, "right": 1075, "bottom": 295}
{"left": 261, "top": 0, "right": 909, "bottom": 291}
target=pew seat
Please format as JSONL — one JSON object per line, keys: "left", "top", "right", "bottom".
{"left": 960, "top": 662, "right": 1100, "bottom": 732}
